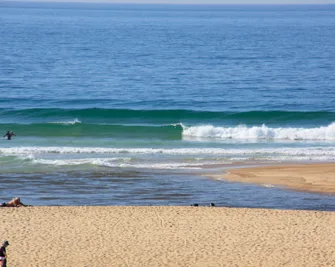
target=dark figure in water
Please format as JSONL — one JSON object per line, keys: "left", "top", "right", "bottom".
{"left": 3, "top": 131, "right": 16, "bottom": 140}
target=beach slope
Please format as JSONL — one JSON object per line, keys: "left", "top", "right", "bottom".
{"left": 1, "top": 206, "right": 335, "bottom": 266}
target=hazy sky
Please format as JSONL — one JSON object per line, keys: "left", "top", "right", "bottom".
{"left": 13, "top": 0, "right": 335, "bottom": 4}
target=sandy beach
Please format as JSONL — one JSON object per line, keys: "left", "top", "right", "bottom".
{"left": 221, "top": 163, "right": 335, "bottom": 194}
{"left": 0, "top": 206, "right": 334, "bottom": 267}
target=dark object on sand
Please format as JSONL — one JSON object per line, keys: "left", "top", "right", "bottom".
{"left": 191, "top": 203, "right": 199, "bottom": 207}
{"left": 0, "top": 240, "right": 9, "bottom": 267}
{"left": 210, "top": 203, "right": 215, "bottom": 207}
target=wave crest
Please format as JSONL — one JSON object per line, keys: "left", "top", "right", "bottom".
{"left": 49, "top": 118, "right": 81, "bottom": 125}
{"left": 182, "top": 122, "right": 335, "bottom": 141}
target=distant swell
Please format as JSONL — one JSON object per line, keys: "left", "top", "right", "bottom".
{"left": 1, "top": 108, "right": 335, "bottom": 125}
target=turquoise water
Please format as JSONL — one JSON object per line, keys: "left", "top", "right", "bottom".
{"left": 1, "top": 2, "right": 335, "bottom": 209}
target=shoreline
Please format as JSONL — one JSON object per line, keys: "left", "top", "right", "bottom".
{"left": 1, "top": 163, "right": 335, "bottom": 266}
{"left": 1, "top": 206, "right": 335, "bottom": 266}
{"left": 213, "top": 162, "right": 335, "bottom": 195}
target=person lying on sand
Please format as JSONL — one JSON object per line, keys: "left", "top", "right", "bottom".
{"left": 0, "top": 197, "right": 27, "bottom": 207}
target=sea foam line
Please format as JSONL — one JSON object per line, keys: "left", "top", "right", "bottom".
{"left": 2, "top": 146, "right": 335, "bottom": 156}
{"left": 30, "top": 158, "right": 202, "bottom": 169}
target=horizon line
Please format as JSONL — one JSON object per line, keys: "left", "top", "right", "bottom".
{"left": 4, "top": 1, "right": 335, "bottom": 5}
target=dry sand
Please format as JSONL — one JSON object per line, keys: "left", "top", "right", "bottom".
{"left": 221, "top": 163, "right": 335, "bottom": 194}
{"left": 1, "top": 206, "right": 335, "bottom": 267}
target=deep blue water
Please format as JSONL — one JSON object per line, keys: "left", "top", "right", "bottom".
{"left": 0, "top": 2, "right": 335, "bottom": 209}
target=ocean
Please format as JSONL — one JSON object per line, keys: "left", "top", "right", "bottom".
{"left": 1, "top": 2, "right": 335, "bottom": 209}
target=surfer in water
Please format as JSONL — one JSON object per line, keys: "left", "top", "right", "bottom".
{"left": 3, "top": 131, "right": 16, "bottom": 140}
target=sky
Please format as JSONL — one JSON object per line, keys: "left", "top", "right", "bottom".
{"left": 9, "top": 0, "right": 335, "bottom": 4}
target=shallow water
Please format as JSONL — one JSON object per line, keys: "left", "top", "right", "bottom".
{"left": 1, "top": 167, "right": 334, "bottom": 211}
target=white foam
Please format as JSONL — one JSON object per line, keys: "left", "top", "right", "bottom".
{"left": 2, "top": 146, "right": 335, "bottom": 162}
{"left": 262, "top": 184, "right": 275, "bottom": 188}
{"left": 49, "top": 118, "right": 81, "bottom": 125}
{"left": 182, "top": 122, "right": 335, "bottom": 140}
{"left": 1, "top": 146, "right": 335, "bottom": 156}
{"left": 30, "top": 157, "right": 202, "bottom": 169}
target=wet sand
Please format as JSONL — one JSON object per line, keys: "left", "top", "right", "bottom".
{"left": 1, "top": 206, "right": 335, "bottom": 267}
{"left": 221, "top": 163, "right": 335, "bottom": 194}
